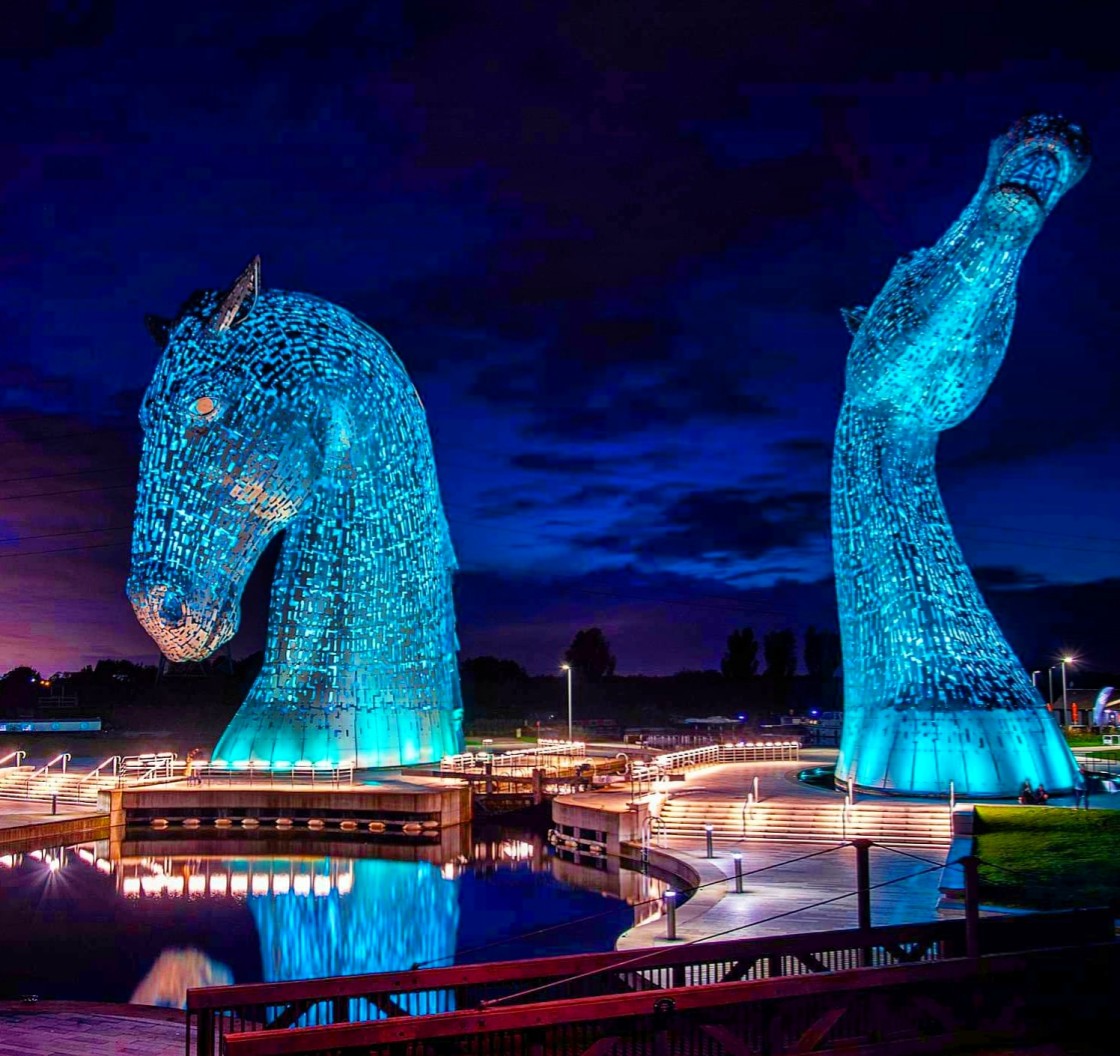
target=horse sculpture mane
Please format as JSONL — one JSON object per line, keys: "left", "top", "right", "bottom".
{"left": 128, "top": 258, "right": 464, "bottom": 767}
{"left": 832, "top": 114, "right": 1090, "bottom": 797}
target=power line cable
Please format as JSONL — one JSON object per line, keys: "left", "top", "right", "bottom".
{"left": 0, "top": 482, "right": 134, "bottom": 503}
{"left": 0, "top": 540, "right": 128, "bottom": 559}
{"left": 0, "top": 463, "right": 135, "bottom": 486}
{"left": 0, "top": 525, "right": 131, "bottom": 545}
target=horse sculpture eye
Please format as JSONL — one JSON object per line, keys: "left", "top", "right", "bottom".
{"left": 193, "top": 396, "right": 217, "bottom": 417}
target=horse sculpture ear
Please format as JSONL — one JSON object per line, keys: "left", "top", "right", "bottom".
{"left": 145, "top": 314, "right": 172, "bottom": 348}
{"left": 211, "top": 255, "right": 262, "bottom": 332}
{"left": 841, "top": 306, "right": 868, "bottom": 335}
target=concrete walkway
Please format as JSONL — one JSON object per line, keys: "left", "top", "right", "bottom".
{"left": 0, "top": 798, "right": 107, "bottom": 854}
{"left": 620, "top": 838, "right": 947, "bottom": 949}
{"left": 0, "top": 1002, "right": 182, "bottom": 1056}
{"left": 617, "top": 752, "right": 956, "bottom": 949}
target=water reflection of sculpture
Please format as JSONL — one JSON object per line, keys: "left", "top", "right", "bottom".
{"left": 128, "top": 258, "right": 464, "bottom": 767}
{"left": 247, "top": 859, "right": 458, "bottom": 1018}
{"left": 833, "top": 115, "right": 1090, "bottom": 797}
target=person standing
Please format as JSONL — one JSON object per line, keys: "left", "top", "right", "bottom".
{"left": 1075, "top": 768, "right": 1090, "bottom": 810}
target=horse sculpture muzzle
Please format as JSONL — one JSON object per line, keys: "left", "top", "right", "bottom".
{"left": 128, "top": 570, "right": 240, "bottom": 662}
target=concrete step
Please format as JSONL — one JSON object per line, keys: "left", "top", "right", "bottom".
{"left": 655, "top": 796, "right": 952, "bottom": 846}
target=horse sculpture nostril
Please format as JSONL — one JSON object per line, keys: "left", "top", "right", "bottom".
{"left": 159, "top": 590, "right": 186, "bottom": 628}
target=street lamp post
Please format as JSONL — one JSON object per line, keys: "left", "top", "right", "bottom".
{"left": 561, "top": 663, "right": 573, "bottom": 744}
{"left": 1031, "top": 670, "right": 1040, "bottom": 690}
{"left": 1061, "top": 656, "right": 1075, "bottom": 725}
{"left": 1048, "top": 666, "right": 1057, "bottom": 708}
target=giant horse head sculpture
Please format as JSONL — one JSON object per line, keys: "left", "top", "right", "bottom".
{"left": 129, "top": 258, "right": 463, "bottom": 767}
{"left": 832, "top": 115, "right": 1090, "bottom": 797}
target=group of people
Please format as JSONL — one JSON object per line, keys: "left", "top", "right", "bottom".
{"left": 1019, "top": 780, "right": 1049, "bottom": 805}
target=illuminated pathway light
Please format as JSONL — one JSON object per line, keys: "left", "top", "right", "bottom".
{"left": 128, "top": 257, "right": 464, "bottom": 767}
{"left": 832, "top": 115, "right": 1090, "bottom": 797}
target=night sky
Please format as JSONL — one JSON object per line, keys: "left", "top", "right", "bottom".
{"left": 4, "top": 2, "right": 1119, "bottom": 680}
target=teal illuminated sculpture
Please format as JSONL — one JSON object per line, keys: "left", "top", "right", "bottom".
{"left": 128, "top": 258, "right": 464, "bottom": 767}
{"left": 833, "top": 115, "right": 1089, "bottom": 797}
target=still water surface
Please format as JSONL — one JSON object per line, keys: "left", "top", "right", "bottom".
{"left": 0, "top": 826, "right": 667, "bottom": 1006}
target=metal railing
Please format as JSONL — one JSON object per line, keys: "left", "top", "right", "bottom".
{"left": 188, "top": 908, "right": 1112, "bottom": 1056}
{"left": 650, "top": 741, "right": 801, "bottom": 772}
{"left": 29, "top": 752, "right": 71, "bottom": 780}
{"left": 441, "top": 741, "right": 588, "bottom": 774}
{"left": 194, "top": 761, "right": 357, "bottom": 786}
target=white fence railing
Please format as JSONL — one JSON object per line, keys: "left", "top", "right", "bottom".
{"left": 441, "top": 741, "right": 587, "bottom": 773}
{"left": 651, "top": 741, "right": 801, "bottom": 771}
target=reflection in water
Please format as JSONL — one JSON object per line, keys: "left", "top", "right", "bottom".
{"left": 0, "top": 830, "right": 665, "bottom": 1008}
{"left": 130, "top": 947, "right": 234, "bottom": 1007}
{"left": 248, "top": 859, "right": 458, "bottom": 1012}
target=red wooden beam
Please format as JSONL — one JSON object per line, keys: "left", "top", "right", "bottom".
{"left": 221, "top": 942, "right": 1119, "bottom": 1056}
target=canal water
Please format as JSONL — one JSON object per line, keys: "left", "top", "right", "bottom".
{"left": 0, "top": 824, "right": 668, "bottom": 1006}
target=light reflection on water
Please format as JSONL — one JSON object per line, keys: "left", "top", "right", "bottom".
{"left": 0, "top": 828, "right": 667, "bottom": 1008}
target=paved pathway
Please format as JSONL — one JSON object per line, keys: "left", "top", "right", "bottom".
{"left": 0, "top": 799, "right": 99, "bottom": 831}
{"left": 620, "top": 838, "right": 947, "bottom": 949}
{"left": 619, "top": 752, "right": 955, "bottom": 948}
{"left": 0, "top": 1002, "right": 182, "bottom": 1056}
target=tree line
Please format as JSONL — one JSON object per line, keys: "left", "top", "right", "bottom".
{"left": 462, "top": 624, "right": 842, "bottom": 687}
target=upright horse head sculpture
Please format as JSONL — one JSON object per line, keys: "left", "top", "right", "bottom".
{"left": 128, "top": 258, "right": 464, "bottom": 767}
{"left": 833, "top": 115, "right": 1090, "bottom": 796}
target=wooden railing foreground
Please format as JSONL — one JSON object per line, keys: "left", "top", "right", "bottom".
{"left": 219, "top": 937, "right": 1120, "bottom": 1056}
{"left": 186, "top": 908, "right": 1112, "bottom": 1056}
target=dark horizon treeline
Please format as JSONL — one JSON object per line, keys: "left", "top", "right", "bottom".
{"left": 0, "top": 625, "right": 838, "bottom": 726}
{"left": 461, "top": 625, "right": 845, "bottom": 729}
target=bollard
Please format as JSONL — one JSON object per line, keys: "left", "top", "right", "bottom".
{"left": 664, "top": 889, "right": 678, "bottom": 940}
{"left": 51, "top": 793, "right": 57, "bottom": 816}
{"left": 733, "top": 852, "right": 743, "bottom": 894}
{"left": 704, "top": 824, "right": 714, "bottom": 859}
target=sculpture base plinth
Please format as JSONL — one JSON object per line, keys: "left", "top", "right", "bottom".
{"left": 835, "top": 703, "right": 1079, "bottom": 799}
{"left": 212, "top": 703, "right": 464, "bottom": 770}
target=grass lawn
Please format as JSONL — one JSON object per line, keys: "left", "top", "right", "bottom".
{"left": 974, "top": 804, "right": 1120, "bottom": 912}
{"left": 1064, "top": 731, "right": 1115, "bottom": 747}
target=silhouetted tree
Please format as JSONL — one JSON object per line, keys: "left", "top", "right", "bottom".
{"left": 803, "top": 627, "right": 842, "bottom": 681}
{"left": 0, "top": 666, "right": 42, "bottom": 717}
{"left": 803, "top": 626, "right": 843, "bottom": 709}
{"left": 564, "top": 627, "right": 616, "bottom": 682}
{"left": 763, "top": 630, "right": 797, "bottom": 679}
{"left": 721, "top": 628, "right": 760, "bottom": 682}
{"left": 460, "top": 656, "right": 530, "bottom": 683}
{"left": 763, "top": 629, "right": 797, "bottom": 710}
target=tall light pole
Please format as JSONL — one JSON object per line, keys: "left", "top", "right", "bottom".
{"left": 1061, "top": 656, "right": 1075, "bottom": 724}
{"left": 561, "top": 663, "right": 573, "bottom": 744}
{"left": 1048, "top": 665, "right": 1057, "bottom": 707}
{"left": 1031, "top": 670, "right": 1040, "bottom": 690}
